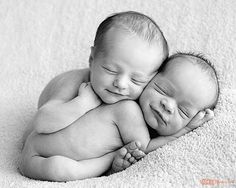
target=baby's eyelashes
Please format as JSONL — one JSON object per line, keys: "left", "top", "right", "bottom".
{"left": 154, "top": 84, "right": 166, "bottom": 95}
{"left": 102, "top": 66, "right": 117, "bottom": 74}
{"left": 178, "top": 107, "right": 189, "bottom": 119}
{"left": 131, "top": 78, "right": 147, "bottom": 85}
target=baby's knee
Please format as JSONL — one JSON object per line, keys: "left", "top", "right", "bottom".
{"left": 18, "top": 157, "right": 26, "bottom": 176}
{"left": 43, "top": 156, "right": 65, "bottom": 181}
{"left": 18, "top": 149, "right": 30, "bottom": 177}
{"left": 18, "top": 155, "right": 36, "bottom": 180}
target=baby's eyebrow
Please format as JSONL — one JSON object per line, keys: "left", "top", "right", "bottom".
{"left": 132, "top": 73, "right": 150, "bottom": 80}
{"left": 133, "top": 70, "right": 157, "bottom": 79}
{"left": 132, "top": 72, "right": 145, "bottom": 77}
{"left": 181, "top": 100, "right": 194, "bottom": 108}
{"left": 155, "top": 80, "right": 175, "bottom": 94}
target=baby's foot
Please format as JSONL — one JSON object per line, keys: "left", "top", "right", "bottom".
{"left": 111, "top": 147, "right": 132, "bottom": 173}
{"left": 127, "top": 141, "right": 146, "bottom": 161}
{"left": 111, "top": 141, "right": 145, "bottom": 173}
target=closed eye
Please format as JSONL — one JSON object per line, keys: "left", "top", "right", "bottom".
{"left": 102, "top": 66, "right": 117, "bottom": 74}
{"left": 178, "top": 107, "right": 189, "bottom": 118}
{"left": 131, "top": 78, "right": 146, "bottom": 85}
{"left": 154, "top": 82, "right": 167, "bottom": 95}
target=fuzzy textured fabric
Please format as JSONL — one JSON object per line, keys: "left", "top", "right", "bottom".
{"left": 0, "top": 0, "right": 235, "bottom": 187}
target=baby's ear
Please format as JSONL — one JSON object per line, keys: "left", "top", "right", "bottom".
{"left": 89, "top": 46, "right": 95, "bottom": 67}
{"left": 187, "top": 109, "right": 214, "bottom": 130}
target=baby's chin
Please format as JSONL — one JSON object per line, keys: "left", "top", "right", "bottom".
{"left": 100, "top": 96, "right": 125, "bottom": 104}
{"left": 156, "top": 128, "right": 177, "bottom": 136}
{"left": 101, "top": 94, "right": 135, "bottom": 104}
{"left": 148, "top": 122, "right": 173, "bottom": 136}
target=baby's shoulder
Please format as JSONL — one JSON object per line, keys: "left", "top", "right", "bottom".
{"left": 38, "top": 68, "right": 90, "bottom": 107}
{"left": 109, "top": 100, "right": 147, "bottom": 130}
{"left": 112, "top": 100, "right": 143, "bottom": 118}
{"left": 47, "top": 68, "right": 90, "bottom": 88}
{"left": 57, "top": 68, "right": 90, "bottom": 83}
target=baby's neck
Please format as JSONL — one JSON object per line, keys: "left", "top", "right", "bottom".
{"left": 147, "top": 125, "right": 159, "bottom": 138}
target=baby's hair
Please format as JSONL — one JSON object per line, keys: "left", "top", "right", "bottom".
{"left": 160, "top": 52, "right": 220, "bottom": 110}
{"left": 93, "top": 11, "right": 169, "bottom": 61}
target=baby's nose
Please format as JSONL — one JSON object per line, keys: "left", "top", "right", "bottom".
{"left": 160, "top": 98, "right": 175, "bottom": 114}
{"left": 113, "top": 76, "right": 128, "bottom": 90}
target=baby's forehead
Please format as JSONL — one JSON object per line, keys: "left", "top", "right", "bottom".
{"left": 153, "top": 59, "right": 216, "bottom": 107}
{"left": 161, "top": 58, "right": 212, "bottom": 85}
{"left": 164, "top": 56, "right": 196, "bottom": 70}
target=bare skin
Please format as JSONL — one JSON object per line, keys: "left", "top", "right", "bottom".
{"left": 111, "top": 141, "right": 145, "bottom": 173}
{"left": 110, "top": 108, "right": 213, "bottom": 173}
{"left": 20, "top": 60, "right": 215, "bottom": 181}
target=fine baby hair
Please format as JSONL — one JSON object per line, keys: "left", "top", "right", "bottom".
{"left": 93, "top": 11, "right": 169, "bottom": 61}
{"left": 159, "top": 52, "right": 220, "bottom": 110}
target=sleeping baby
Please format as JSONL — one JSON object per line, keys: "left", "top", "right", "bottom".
{"left": 19, "top": 53, "right": 219, "bottom": 181}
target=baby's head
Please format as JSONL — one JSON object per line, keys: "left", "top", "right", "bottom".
{"left": 89, "top": 11, "right": 169, "bottom": 104}
{"left": 139, "top": 52, "right": 219, "bottom": 135}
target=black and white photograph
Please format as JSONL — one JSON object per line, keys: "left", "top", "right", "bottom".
{"left": 0, "top": 0, "right": 235, "bottom": 187}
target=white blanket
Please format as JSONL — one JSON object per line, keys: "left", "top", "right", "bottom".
{"left": 0, "top": 0, "right": 235, "bottom": 187}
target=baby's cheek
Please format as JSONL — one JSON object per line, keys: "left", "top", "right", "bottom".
{"left": 181, "top": 119, "right": 190, "bottom": 130}
{"left": 173, "top": 117, "right": 186, "bottom": 133}
{"left": 130, "top": 86, "right": 143, "bottom": 99}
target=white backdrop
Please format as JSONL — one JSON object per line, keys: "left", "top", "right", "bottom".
{"left": 0, "top": 0, "right": 235, "bottom": 187}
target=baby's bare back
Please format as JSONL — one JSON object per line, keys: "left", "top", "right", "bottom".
{"left": 27, "top": 104, "right": 123, "bottom": 161}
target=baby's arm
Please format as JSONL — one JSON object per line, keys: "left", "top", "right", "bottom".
{"left": 113, "top": 101, "right": 151, "bottom": 151}
{"left": 109, "top": 101, "right": 150, "bottom": 173}
{"left": 38, "top": 69, "right": 90, "bottom": 108}
{"left": 24, "top": 69, "right": 91, "bottom": 137}
{"left": 34, "top": 82, "right": 101, "bottom": 134}
{"left": 110, "top": 107, "right": 214, "bottom": 173}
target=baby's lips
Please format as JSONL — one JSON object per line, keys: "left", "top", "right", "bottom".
{"left": 161, "top": 114, "right": 168, "bottom": 126}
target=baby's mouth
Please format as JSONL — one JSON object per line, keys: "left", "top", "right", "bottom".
{"left": 150, "top": 105, "right": 167, "bottom": 126}
{"left": 106, "top": 89, "right": 126, "bottom": 97}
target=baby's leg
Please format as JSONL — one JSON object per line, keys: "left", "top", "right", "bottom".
{"left": 20, "top": 153, "right": 115, "bottom": 181}
{"left": 111, "top": 141, "right": 145, "bottom": 173}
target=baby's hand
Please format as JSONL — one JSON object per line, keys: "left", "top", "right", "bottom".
{"left": 172, "top": 109, "right": 214, "bottom": 138}
{"left": 186, "top": 109, "right": 214, "bottom": 131}
{"left": 111, "top": 141, "right": 145, "bottom": 173}
{"left": 78, "top": 82, "right": 102, "bottom": 108}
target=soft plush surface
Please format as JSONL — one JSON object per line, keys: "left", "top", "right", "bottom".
{"left": 0, "top": 0, "right": 235, "bottom": 187}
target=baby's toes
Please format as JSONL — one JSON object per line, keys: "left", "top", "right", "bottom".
{"left": 78, "top": 82, "right": 87, "bottom": 94}
{"left": 128, "top": 156, "right": 137, "bottom": 164}
{"left": 128, "top": 141, "right": 141, "bottom": 150}
{"left": 118, "top": 147, "right": 128, "bottom": 158}
{"left": 123, "top": 160, "right": 131, "bottom": 168}
{"left": 124, "top": 153, "right": 131, "bottom": 161}
{"left": 132, "top": 150, "right": 146, "bottom": 160}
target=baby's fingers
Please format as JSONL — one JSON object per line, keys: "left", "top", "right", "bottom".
{"left": 172, "top": 109, "right": 214, "bottom": 138}
{"left": 79, "top": 82, "right": 87, "bottom": 88}
{"left": 187, "top": 109, "right": 214, "bottom": 130}
{"left": 196, "top": 109, "right": 214, "bottom": 125}
{"left": 85, "top": 82, "right": 92, "bottom": 88}
{"left": 78, "top": 82, "right": 87, "bottom": 94}
{"left": 204, "top": 109, "right": 214, "bottom": 121}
